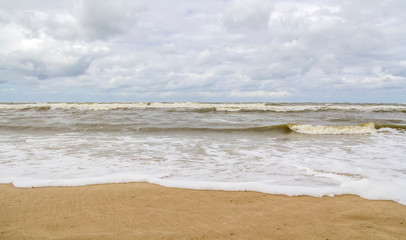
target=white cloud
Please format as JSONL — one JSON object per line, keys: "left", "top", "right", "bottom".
{"left": 339, "top": 74, "right": 406, "bottom": 89}
{"left": 0, "top": 0, "right": 406, "bottom": 102}
{"left": 0, "top": 25, "right": 109, "bottom": 80}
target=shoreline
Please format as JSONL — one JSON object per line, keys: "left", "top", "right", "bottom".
{"left": 1, "top": 183, "right": 406, "bottom": 240}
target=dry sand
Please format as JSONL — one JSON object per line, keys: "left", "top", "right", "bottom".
{"left": 1, "top": 183, "right": 405, "bottom": 240}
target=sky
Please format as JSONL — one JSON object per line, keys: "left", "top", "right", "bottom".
{"left": 0, "top": 0, "right": 405, "bottom": 103}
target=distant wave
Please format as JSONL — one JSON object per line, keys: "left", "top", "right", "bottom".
{"left": 1, "top": 102, "right": 406, "bottom": 113}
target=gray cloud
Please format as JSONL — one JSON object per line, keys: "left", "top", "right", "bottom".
{"left": 0, "top": 0, "right": 405, "bottom": 102}
{"left": 223, "top": 0, "right": 271, "bottom": 32}
{"left": 1, "top": 31, "right": 109, "bottom": 82}
{"left": 73, "top": 0, "right": 140, "bottom": 40}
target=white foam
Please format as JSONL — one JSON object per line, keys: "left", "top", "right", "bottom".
{"left": 10, "top": 173, "right": 168, "bottom": 188}
{"left": 8, "top": 176, "right": 405, "bottom": 204}
{"left": 289, "top": 122, "right": 377, "bottom": 135}
{"left": 341, "top": 179, "right": 406, "bottom": 204}
{"left": 1, "top": 104, "right": 406, "bottom": 205}
{"left": 1, "top": 102, "right": 406, "bottom": 112}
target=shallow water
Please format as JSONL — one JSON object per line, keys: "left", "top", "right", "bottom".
{"left": 1, "top": 102, "right": 405, "bottom": 204}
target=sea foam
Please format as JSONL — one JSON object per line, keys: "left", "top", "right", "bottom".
{"left": 1, "top": 102, "right": 406, "bottom": 112}
{"left": 288, "top": 122, "right": 377, "bottom": 135}
{"left": 1, "top": 102, "right": 405, "bottom": 205}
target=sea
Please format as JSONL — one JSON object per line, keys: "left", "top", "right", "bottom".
{"left": 1, "top": 102, "right": 405, "bottom": 204}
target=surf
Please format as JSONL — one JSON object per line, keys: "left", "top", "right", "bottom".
{"left": 1, "top": 102, "right": 406, "bottom": 113}
{"left": 287, "top": 122, "right": 378, "bottom": 135}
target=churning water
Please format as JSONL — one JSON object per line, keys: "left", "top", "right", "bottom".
{"left": 1, "top": 102, "right": 405, "bottom": 204}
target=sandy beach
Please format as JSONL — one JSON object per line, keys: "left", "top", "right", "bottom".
{"left": 1, "top": 183, "right": 405, "bottom": 240}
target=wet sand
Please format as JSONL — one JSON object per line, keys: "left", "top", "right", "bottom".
{"left": 1, "top": 183, "right": 405, "bottom": 240}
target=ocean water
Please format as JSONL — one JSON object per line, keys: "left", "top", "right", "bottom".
{"left": 1, "top": 102, "right": 405, "bottom": 204}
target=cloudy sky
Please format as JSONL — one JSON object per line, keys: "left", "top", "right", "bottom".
{"left": 1, "top": 0, "right": 405, "bottom": 102}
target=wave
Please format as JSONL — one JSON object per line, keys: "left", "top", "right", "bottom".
{"left": 20, "top": 106, "right": 52, "bottom": 111}
{"left": 375, "top": 123, "right": 406, "bottom": 131}
{"left": 1, "top": 102, "right": 406, "bottom": 113}
{"left": 285, "top": 122, "right": 405, "bottom": 135}
{"left": 140, "top": 122, "right": 405, "bottom": 135}
{"left": 2, "top": 122, "right": 404, "bottom": 135}
{"left": 288, "top": 122, "right": 377, "bottom": 135}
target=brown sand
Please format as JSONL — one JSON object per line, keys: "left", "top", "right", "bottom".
{"left": 1, "top": 183, "right": 405, "bottom": 240}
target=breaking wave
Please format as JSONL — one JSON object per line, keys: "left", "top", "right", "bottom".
{"left": 1, "top": 102, "right": 406, "bottom": 113}
{"left": 2, "top": 121, "right": 404, "bottom": 135}
{"left": 288, "top": 122, "right": 377, "bottom": 135}
{"left": 151, "top": 122, "right": 404, "bottom": 135}
{"left": 248, "top": 122, "right": 405, "bottom": 135}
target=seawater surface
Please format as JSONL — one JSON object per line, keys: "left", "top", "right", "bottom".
{"left": 0, "top": 102, "right": 405, "bottom": 204}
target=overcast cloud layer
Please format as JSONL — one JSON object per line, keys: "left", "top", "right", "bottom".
{"left": 1, "top": 0, "right": 405, "bottom": 102}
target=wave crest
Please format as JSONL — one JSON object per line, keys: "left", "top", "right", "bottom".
{"left": 1, "top": 102, "right": 406, "bottom": 113}
{"left": 288, "top": 122, "right": 377, "bottom": 135}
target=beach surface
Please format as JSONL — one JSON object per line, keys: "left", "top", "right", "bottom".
{"left": 1, "top": 183, "right": 405, "bottom": 240}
